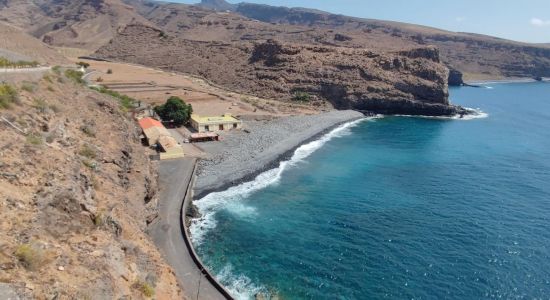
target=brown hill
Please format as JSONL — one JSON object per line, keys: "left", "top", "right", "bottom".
{"left": 0, "top": 22, "right": 69, "bottom": 65}
{"left": 0, "top": 24, "right": 181, "bottom": 299}
{"left": 192, "top": 0, "right": 550, "bottom": 81}
{"left": 95, "top": 24, "right": 466, "bottom": 116}
{"left": 0, "top": 0, "right": 154, "bottom": 51}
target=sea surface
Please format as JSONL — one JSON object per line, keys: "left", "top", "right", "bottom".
{"left": 191, "top": 82, "right": 550, "bottom": 299}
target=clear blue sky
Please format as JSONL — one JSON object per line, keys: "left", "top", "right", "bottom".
{"left": 169, "top": 0, "right": 550, "bottom": 43}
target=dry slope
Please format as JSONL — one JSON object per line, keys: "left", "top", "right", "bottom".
{"left": 0, "top": 26, "right": 182, "bottom": 299}
{"left": 95, "top": 24, "right": 467, "bottom": 116}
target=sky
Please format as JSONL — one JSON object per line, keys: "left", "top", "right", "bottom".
{"left": 170, "top": 0, "right": 550, "bottom": 43}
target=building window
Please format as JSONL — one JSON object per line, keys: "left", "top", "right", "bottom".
{"left": 205, "top": 125, "right": 209, "bottom": 132}
{"left": 233, "top": 123, "right": 237, "bottom": 129}
{"left": 219, "top": 124, "right": 224, "bottom": 130}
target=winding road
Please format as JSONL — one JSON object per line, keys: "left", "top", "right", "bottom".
{"left": 150, "top": 158, "right": 229, "bottom": 300}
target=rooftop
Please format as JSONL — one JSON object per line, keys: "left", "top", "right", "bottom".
{"left": 191, "top": 113, "right": 240, "bottom": 124}
{"left": 138, "top": 117, "right": 163, "bottom": 130}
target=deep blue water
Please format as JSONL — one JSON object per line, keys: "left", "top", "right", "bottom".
{"left": 192, "top": 82, "right": 550, "bottom": 299}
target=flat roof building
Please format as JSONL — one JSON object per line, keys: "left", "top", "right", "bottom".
{"left": 190, "top": 113, "right": 242, "bottom": 133}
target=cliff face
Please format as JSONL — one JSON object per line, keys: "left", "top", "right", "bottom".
{"left": 95, "top": 24, "right": 465, "bottom": 115}
{"left": 229, "top": 2, "right": 550, "bottom": 81}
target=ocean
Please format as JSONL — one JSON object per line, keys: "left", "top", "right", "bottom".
{"left": 190, "top": 82, "right": 550, "bottom": 299}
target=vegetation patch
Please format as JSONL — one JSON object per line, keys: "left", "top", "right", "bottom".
{"left": 0, "top": 83, "right": 18, "bottom": 109}
{"left": 0, "top": 57, "right": 39, "bottom": 68}
{"left": 64, "top": 69, "right": 85, "bottom": 84}
{"left": 91, "top": 86, "right": 135, "bottom": 111}
{"left": 134, "top": 281, "right": 155, "bottom": 298}
{"left": 79, "top": 144, "right": 97, "bottom": 159}
{"left": 26, "top": 133, "right": 43, "bottom": 146}
{"left": 15, "top": 244, "right": 48, "bottom": 271}
{"left": 21, "top": 81, "right": 37, "bottom": 93}
{"left": 106, "top": 69, "right": 113, "bottom": 74}
{"left": 292, "top": 91, "right": 312, "bottom": 102}
{"left": 154, "top": 96, "right": 193, "bottom": 126}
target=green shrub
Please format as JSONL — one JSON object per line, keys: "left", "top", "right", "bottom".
{"left": 21, "top": 82, "right": 37, "bottom": 93}
{"left": 292, "top": 91, "right": 312, "bottom": 102}
{"left": 80, "top": 124, "right": 96, "bottom": 137}
{"left": 32, "top": 98, "right": 48, "bottom": 113}
{"left": 76, "top": 61, "right": 90, "bottom": 69}
{"left": 91, "top": 86, "right": 135, "bottom": 111}
{"left": 106, "top": 69, "right": 113, "bottom": 74}
{"left": 47, "top": 86, "right": 55, "bottom": 92}
{"left": 43, "top": 74, "right": 53, "bottom": 83}
{"left": 52, "top": 66, "right": 61, "bottom": 75}
{"left": 154, "top": 96, "right": 193, "bottom": 126}
{"left": 64, "top": 69, "right": 85, "bottom": 84}
{"left": 15, "top": 244, "right": 47, "bottom": 271}
{"left": 135, "top": 281, "right": 155, "bottom": 298}
{"left": 79, "top": 144, "right": 97, "bottom": 159}
{"left": 26, "top": 134, "right": 43, "bottom": 146}
{"left": 0, "top": 83, "right": 18, "bottom": 109}
{"left": 0, "top": 57, "right": 39, "bottom": 68}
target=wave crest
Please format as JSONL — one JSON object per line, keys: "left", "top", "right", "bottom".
{"left": 189, "top": 117, "right": 367, "bottom": 245}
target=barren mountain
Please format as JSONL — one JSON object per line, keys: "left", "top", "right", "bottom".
{"left": 95, "top": 24, "right": 466, "bottom": 116}
{"left": 0, "top": 24, "right": 181, "bottom": 299}
{"left": 0, "top": 0, "right": 153, "bottom": 50}
{"left": 194, "top": 0, "right": 550, "bottom": 81}
{"left": 0, "top": 22, "right": 69, "bottom": 65}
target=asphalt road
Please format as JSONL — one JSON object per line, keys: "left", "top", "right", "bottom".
{"left": 150, "top": 158, "right": 227, "bottom": 300}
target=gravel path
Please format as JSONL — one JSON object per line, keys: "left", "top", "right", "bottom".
{"left": 194, "top": 110, "right": 364, "bottom": 198}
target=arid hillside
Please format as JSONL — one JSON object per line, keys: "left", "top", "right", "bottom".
{"left": 1, "top": 0, "right": 549, "bottom": 82}
{"left": 0, "top": 0, "right": 153, "bottom": 51}
{"left": 95, "top": 24, "right": 466, "bottom": 116}
{"left": 0, "top": 22, "right": 69, "bottom": 65}
{"left": 197, "top": 0, "right": 550, "bottom": 81}
{"left": 0, "top": 25, "right": 182, "bottom": 299}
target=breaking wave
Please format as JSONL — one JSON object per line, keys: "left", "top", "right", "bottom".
{"left": 395, "top": 107, "right": 488, "bottom": 121}
{"left": 215, "top": 264, "right": 270, "bottom": 300}
{"left": 189, "top": 117, "right": 369, "bottom": 245}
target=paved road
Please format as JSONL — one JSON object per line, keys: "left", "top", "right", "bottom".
{"left": 0, "top": 66, "right": 51, "bottom": 74}
{"left": 150, "top": 158, "right": 227, "bottom": 300}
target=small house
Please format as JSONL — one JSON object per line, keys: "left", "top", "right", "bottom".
{"left": 138, "top": 117, "right": 184, "bottom": 160}
{"left": 190, "top": 113, "right": 242, "bottom": 133}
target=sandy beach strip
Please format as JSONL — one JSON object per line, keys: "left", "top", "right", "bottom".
{"left": 193, "top": 110, "right": 364, "bottom": 199}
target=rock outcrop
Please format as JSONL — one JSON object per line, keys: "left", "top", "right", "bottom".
{"left": 95, "top": 25, "right": 466, "bottom": 116}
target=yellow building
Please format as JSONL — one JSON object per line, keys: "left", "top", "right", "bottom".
{"left": 190, "top": 113, "right": 242, "bottom": 133}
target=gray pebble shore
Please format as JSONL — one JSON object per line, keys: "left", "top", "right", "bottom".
{"left": 194, "top": 110, "right": 364, "bottom": 198}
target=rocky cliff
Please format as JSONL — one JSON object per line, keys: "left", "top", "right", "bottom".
{"left": 95, "top": 24, "right": 466, "bottom": 116}
{"left": 208, "top": 0, "right": 550, "bottom": 81}
{"left": 0, "top": 26, "right": 182, "bottom": 299}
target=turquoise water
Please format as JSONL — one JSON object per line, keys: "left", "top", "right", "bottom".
{"left": 191, "top": 82, "right": 550, "bottom": 299}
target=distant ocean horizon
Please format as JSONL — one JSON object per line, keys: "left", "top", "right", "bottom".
{"left": 191, "top": 82, "right": 550, "bottom": 299}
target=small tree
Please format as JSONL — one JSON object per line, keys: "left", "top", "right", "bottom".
{"left": 154, "top": 96, "right": 193, "bottom": 126}
{"left": 76, "top": 61, "right": 90, "bottom": 69}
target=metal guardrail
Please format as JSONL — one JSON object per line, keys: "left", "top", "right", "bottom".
{"left": 180, "top": 161, "right": 234, "bottom": 300}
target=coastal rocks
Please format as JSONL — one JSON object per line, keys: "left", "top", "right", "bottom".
{"left": 96, "top": 27, "right": 462, "bottom": 116}
{"left": 448, "top": 68, "right": 464, "bottom": 86}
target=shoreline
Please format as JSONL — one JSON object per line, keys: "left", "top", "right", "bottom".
{"left": 464, "top": 77, "right": 549, "bottom": 85}
{"left": 193, "top": 110, "right": 365, "bottom": 200}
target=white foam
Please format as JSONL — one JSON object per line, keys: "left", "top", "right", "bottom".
{"left": 189, "top": 117, "right": 368, "bottom": 245}
{"left": 395, "top": 107, "right": 488, "bottom": 121}
{"left": 216, "top": 264, "right": 270, "bottom": 300}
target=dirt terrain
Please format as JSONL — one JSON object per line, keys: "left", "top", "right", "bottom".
{"left": 77, "top": 58, "right": 321, "bottom": 117}
{"left": 0, "top": 22, "right": 69, "bottom": 66}
{"left": 0, "top": 25, "right": 182, "bottom": 300}
{"left": 95, "top": 24, "right": 466, "bottom": 115}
